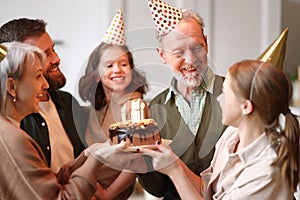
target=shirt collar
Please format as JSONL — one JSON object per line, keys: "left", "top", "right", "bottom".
{"left": 226, "top": 131, "right": 271, "bottom": 164}
{"left": 165, "top": 67, "right": 215, "bottom": 104}
{"left": 238, "top": 133, "right": 270, "bottom": 164}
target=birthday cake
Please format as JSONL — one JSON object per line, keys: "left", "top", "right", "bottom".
{"left": 109, "top": 118, "right": 161, "bottom": 147}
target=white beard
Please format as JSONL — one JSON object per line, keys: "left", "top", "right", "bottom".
{"left": 173, "top": 70, "right": 202, "bottom": 87}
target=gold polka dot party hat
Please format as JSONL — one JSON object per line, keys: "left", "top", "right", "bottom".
{"left": 146, "top": 0, "right": 182, "bottom": 36}
{"left": 101, "top": 8, "right": 126, "bottom": 45}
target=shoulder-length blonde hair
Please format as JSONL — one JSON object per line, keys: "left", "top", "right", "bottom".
{"left": 0, "top": 41, "right": 46, "bottom": 114}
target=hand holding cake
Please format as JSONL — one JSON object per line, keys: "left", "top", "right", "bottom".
{"left": 86, "top": 141, "right": 148, "bottom": 173}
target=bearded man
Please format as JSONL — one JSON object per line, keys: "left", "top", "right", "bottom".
{"left": 137, "top": 2, "right": 226, "bottom": 199}
{"left": 0, "top": 18, "right": 87, "bottom": 172}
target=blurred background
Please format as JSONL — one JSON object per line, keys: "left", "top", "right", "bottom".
{"left": 1, "top": 0, "right": 299, "bottom": 105}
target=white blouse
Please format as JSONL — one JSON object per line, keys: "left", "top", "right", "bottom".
{"left": 201, "top": 126, "right": 290, "bottom": 200}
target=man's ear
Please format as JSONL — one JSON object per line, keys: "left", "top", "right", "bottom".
{"left": 204, "top": 35, "right": 208, "bottom": 52}
{"left": 241, "top": 99, "right": 253, "bottom": 115}
{"left": 156, "top": 47, "right": 167, "bottom": 64}
{"left": 7, "top": 77, "right": 17, "bottom": 98}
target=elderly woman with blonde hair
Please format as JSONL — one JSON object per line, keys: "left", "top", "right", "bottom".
{"left": 0, "top": 42, "right": 142, "bottom": 200}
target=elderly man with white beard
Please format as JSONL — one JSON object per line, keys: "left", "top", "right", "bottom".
{"left": 137, "top": 1, "right": 226, "bottom": 199}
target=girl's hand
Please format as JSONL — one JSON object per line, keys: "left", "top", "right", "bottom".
{"left": 140, "top": 142, "right": 181, "bottom": 175}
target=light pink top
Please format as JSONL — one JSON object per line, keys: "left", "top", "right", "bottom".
{"left": 201, "top": 126, "right": 290, "bottom": 200}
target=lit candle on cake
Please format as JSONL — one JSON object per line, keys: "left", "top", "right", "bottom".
{"left": 140, "top": 102, "right": 145, "bottom": 120}
{"left": 121, "top": 103, "right": 127, "bottom": 122}
{"left": 131, "top": 100, "right": 139, "bottom": 123}
{"left": 137, "top": 99, "right": 141, "bottom": 121}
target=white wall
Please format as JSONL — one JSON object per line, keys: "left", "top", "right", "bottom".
{"left": 120, "top": 0, "right": 282, "bottom": 101}
{"left": 0, "top": 0, "right": 282, "bottom": 104}
{"left": 283, "top": 0, "right": 300, "bottom": 77}
{"left": 0, "top": 0, "right": 110, "bottom": 104}
{"left": 211, "top": 0, "right": 282, "bottom": 75}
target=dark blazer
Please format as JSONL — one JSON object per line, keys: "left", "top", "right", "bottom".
{"left": 138, "top": 75, "right": 226, "bottom": 200}
{"left": 20, "top": 90, "right": 89, "bottom": 166}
